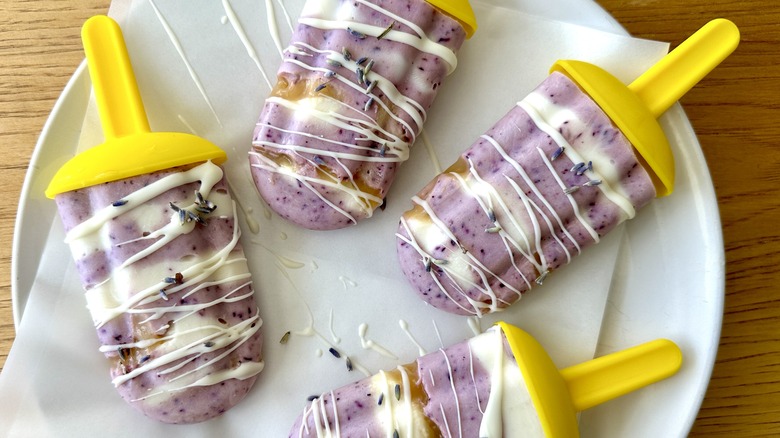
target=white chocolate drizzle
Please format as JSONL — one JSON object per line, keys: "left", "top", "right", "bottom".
{"left": 222, "top": 0, "right": 274, "bottom": 89}
{"left": 397, "top": 89, "right": 639, "bottom": 315}
{"left": 66, "top": 161, "right": 263, "bottom": 397}
{"left": 148, "top": 0, "right": 222, "bottom": 125}
{"left": 294, "top": 326, "right": 543, "bottom": 437}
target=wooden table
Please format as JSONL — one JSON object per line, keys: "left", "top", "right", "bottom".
{"left": 1, "top": 0, "right": 777, "bottom": 435}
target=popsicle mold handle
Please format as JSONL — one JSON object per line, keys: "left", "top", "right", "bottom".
{"left": 497, "top": 322, "right": 580, "bottom": 438}
{"left": 82, "top": 15, "right": 150, "bottom": 140}
{"left": 45, "top": 15, "right": 226, "bottom": 199}
{"left": 629, "top": 18, "right": 740, "bottom": 118}
{"left": 560, "top": 339, "right": 683, "bottom": 412}
{"left": 426, "top": 0, "right": 477, "bottom": 38}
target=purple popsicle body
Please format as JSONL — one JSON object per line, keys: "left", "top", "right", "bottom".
{"left": 289, "top": 326, "right": 543, "bottom": 437}
{"left": 54, "top": 161, "right": 263, "bottom": 424}
{"left": 249, "top": 0, "right": 467, "bottom": 230}
{"left": 396, "top": 72, "right": 656, "bottom": 315}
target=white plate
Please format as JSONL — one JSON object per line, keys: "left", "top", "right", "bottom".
{"left": 7, "top": 0, "right": 723, "bottom": 437}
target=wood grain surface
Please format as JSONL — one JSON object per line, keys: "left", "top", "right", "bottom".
{"left": 1, "top": 0, "right": 778, "bottom": 435}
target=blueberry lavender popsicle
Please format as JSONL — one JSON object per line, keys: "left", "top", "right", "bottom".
{"left": 396, "top": 72, "right": 656, "bottom": 316}
{"left": 45, "top": 15, "right": 263, "bottom": 424}
{"left": 54, "top": 163, "right": 264, "bottom": 424}
{"left": 249, "top": 0, "right": 472, "bottom": 230}
{"left": 289, "top": 325, "right": 544, "bottom": 437}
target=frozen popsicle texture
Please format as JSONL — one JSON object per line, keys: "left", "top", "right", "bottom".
{"left": 290, "top": 326, "right": 543, "bottom": 437}
{"left": 396, "top": 72, "right": 656, "bottom": 315}
{"left": 249, "top": 0, "right": 467, "bottom": 230}
{"left": 54, "top": 161, "right": 263, "bottom": 424}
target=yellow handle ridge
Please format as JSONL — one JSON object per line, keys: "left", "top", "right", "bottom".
{"left": 560, "top": 339, "right": 683, "bottom": 412}
{"left": 630, "top": 18, "right": 740, "bottom": 118}
{"left": 82, "top": 15, "right": 150, "bottom": 140}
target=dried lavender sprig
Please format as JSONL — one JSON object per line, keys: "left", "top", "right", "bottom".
{"left": 550, "top": 146, "right": 565, "bottom": 161}
{"left": 326, "top": 59, "right": 343, "bottom": 68}
{"left": 347, "top": 27, "right": 366, "bottom": 39}
{"left": 364, "top": 80, "right": 376, "bottom": 94}
{"left": 363, "top": 59, "right": 375, "bottom": 76}
{"left": 364, "top": 97, "right": 374, "bottom": 112}
{"left": 535, "top": 270, "right": 550, "bottom": 285}
{"left": 356, "top": 67, "right": 365, "bottom": 85}
{"left": 377, "top": 21, "right": 395, "bottom": 40}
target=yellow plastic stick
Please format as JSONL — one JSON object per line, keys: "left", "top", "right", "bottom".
{"left": 498, "top": 322, "right": 682, "bottom": 438}
{"left": 84, "top": 15, "right": 151, "bottom": 140}
{"left": 560, "top": 338, "right": 683, "bottom": 412}
{"left": 45, "top": 16, "right": 225, "bottom": 199}
{"left": 630, "top": 18, "right": 740, "bottom": 118}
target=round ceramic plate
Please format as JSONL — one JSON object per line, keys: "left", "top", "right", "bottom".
{"left": 10, "top": 0, "right": 723, "bottom": 436}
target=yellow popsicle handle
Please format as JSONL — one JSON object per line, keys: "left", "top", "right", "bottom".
{"left": 497, "top": 322, "right": 580, "bottom": 438}
{"left": 560, "top": 338, "right": 683, "bottom": 412}
{"left": 83, "top": 15, "right": 151, "bottom": 140}
{"left": 426, "top": 0, "right": 477, "bottom": 38}
{"left": 629, "top": 18, "right": 740, "bottom": 118}
{"left": 45, "top": 15, "right": 226, "bottom": 198}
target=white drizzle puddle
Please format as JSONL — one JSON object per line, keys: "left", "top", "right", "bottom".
{"left": 226, "top": 174, "right": 260, "bottom": 234}
{"left": 328, "top": 308, "right": 341, "bottom": 344}
{"left": 398, "top": 319, "right": 426, "bottom": 356}
{"left": 220, "top": 15, "right": 228, "bottom": 25}
{"left": 420, "top": 129, "right": 443, "bottom": 174}
{"left": 432, "top": 319, "right": 445, "bottom": 349}
{"left": 467, "top": 316, "right": 482, "bottom": 336}
{"left": 176, "top": 114, "right": 201, "bottom": 137}
{"left": 222, "top": 0, "right": 274, "bottom": 90}
{"left": 251, "top": 239, "right": 306, "bottom": 269}
{"left": 275, "top": 0, "right": 294, "bottom": 32}
{"left": 338, "top": 275, "right": 357, "bottom": 290}
{"left": 264, "top": 0, "right": 284, "bottom": 57}
{"left": 358, "top": 323, "right": 398, "bottom": 360}
{"left": 147, "top": 0, "right": 222, "bottom": 126}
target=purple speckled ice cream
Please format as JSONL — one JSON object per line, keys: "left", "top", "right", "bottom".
{"left": 249, "top": 0, "right": 469, "bottom": 230}
{"left": 289, "top": 325, "right": 543, "bottom": 437}
{"left": 396, "top": 72, "right": 656, "bottom": 316}
{"left": 54, "top": 161, "right": 264, "bottom": 424}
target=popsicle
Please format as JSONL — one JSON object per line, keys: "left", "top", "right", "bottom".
{"left": 289, "top": 322, "right": 682, "bottom": 437}
{"left": 45, "top": 16, "right": 263, "bottom": 424}
{"left": 248, "top": 0, "right": 476, "bottom": 230}
{"left": 396, "top": 19, "right": 740, "bottom": 315}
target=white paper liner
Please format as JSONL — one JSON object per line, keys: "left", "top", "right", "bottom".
{"left": 1, "top": 0, "right": 670, "bottom": 436}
